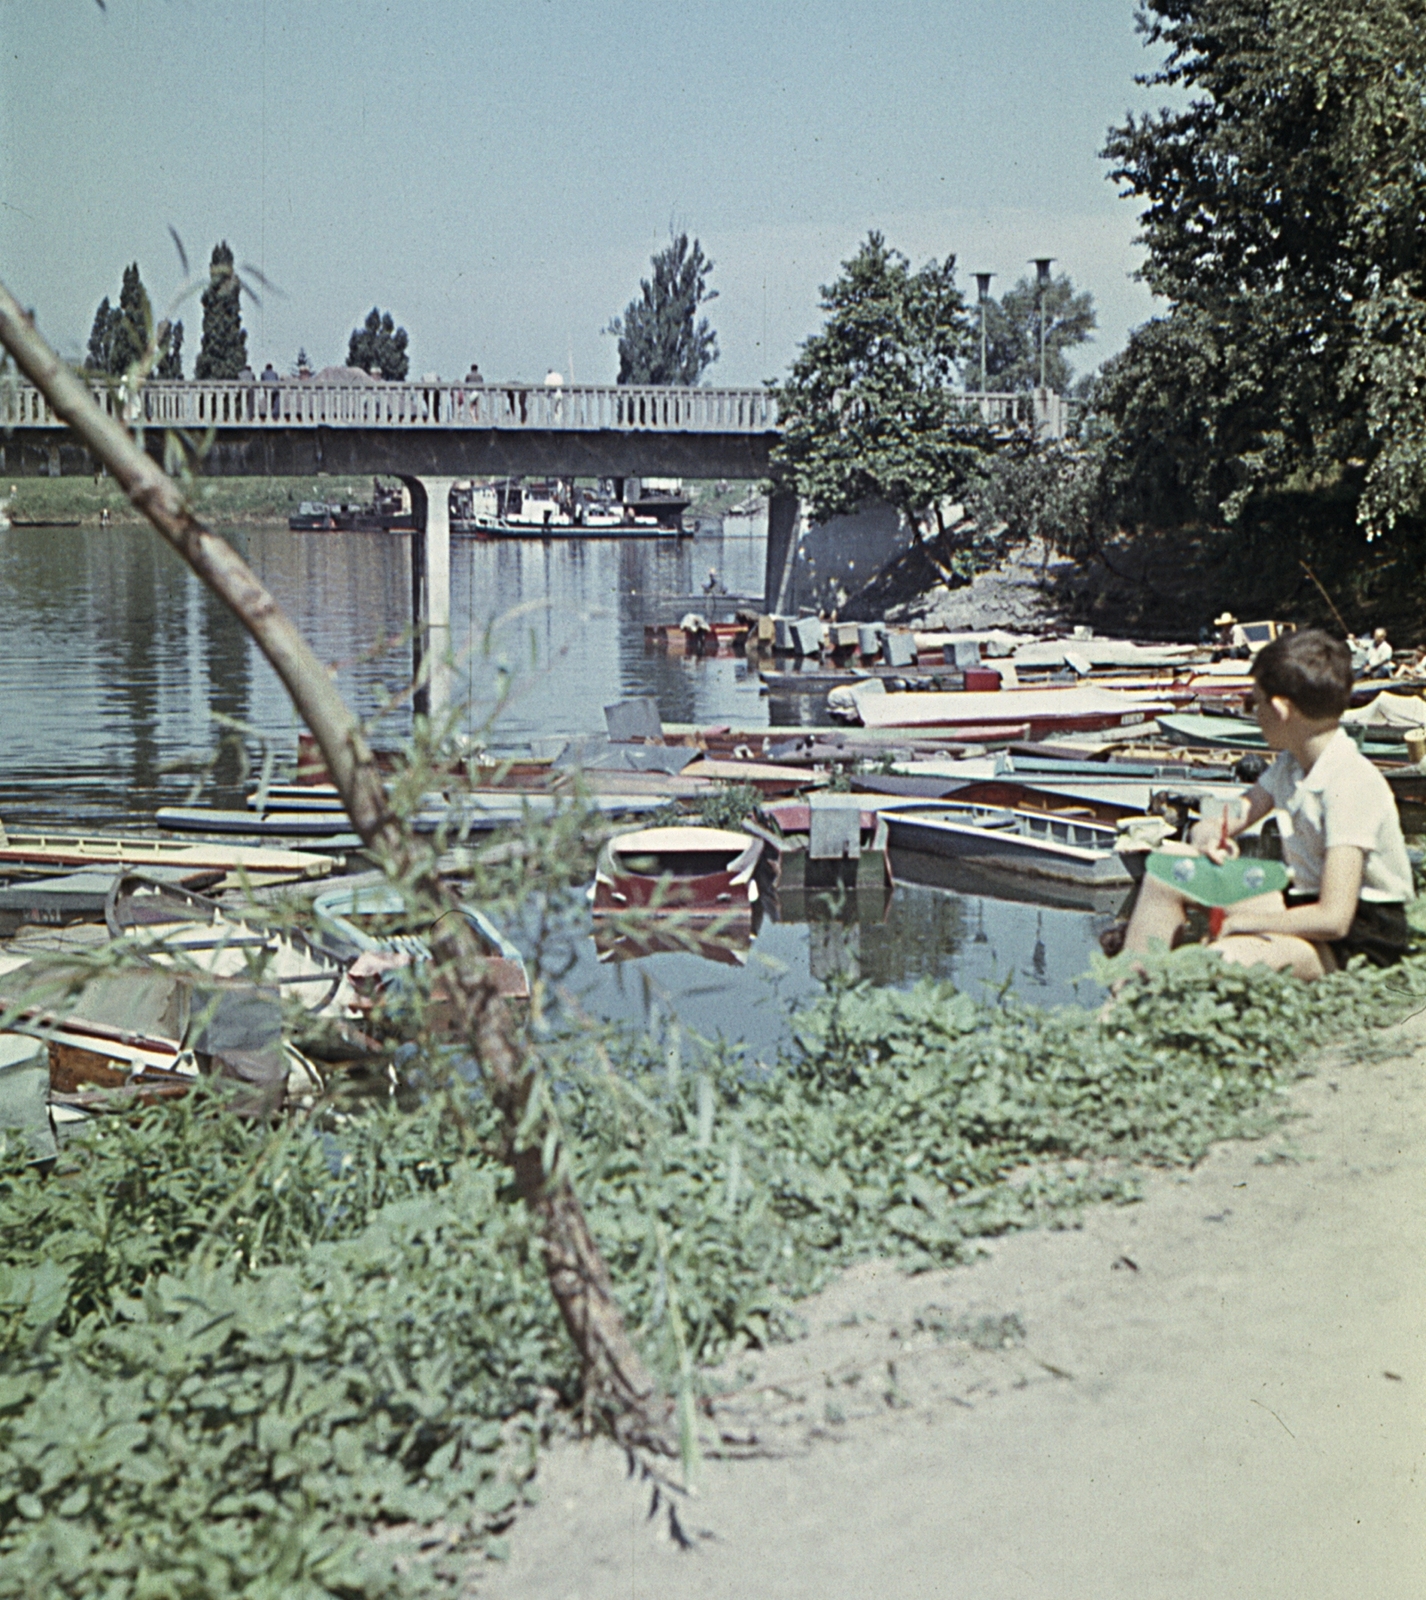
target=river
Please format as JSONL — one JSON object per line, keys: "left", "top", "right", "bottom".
{"left": 0, "top": 522, "right": 1107, "bottom": 1049}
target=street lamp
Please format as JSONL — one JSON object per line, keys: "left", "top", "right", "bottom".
{"left": 973, "top": 273, "right": 994, "bottom": 396}
{"left": 1031, "top": 258, "right": 1054, "bottom": 390}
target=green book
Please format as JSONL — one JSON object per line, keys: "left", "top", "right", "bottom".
{"left": 1144, "top": 851, "right": 1290, "bottom": 908}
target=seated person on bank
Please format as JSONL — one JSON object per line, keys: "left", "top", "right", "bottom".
{"left": 1121, "top": 630, "right": 1413, "bottom": 979}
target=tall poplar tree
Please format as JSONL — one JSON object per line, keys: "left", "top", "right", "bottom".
{"left": 194, "top": 241, "right": 247, "bottom": 379}
{"left": 606, "top": 233, "right": 719, "bottom": 385}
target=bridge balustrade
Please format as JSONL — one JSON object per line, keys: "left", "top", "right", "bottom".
{"left": 0, "top": 380, "right": 1071, "bottom": 438}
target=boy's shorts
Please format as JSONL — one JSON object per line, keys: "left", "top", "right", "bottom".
{"left": 1286, "top": 894, "right": 1411, "bottom": 968}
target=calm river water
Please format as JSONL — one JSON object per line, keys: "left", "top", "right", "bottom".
{"left": 0, "top": 523, "right": 1105, "bottom": 1047}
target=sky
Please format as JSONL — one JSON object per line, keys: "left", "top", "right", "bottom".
{"left": 0, "top": 0, "right": 1173, "bottom": 389}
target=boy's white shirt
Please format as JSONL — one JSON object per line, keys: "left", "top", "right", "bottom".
{"left": 1254, "top": 728, "right": 1413, "bottom": 904}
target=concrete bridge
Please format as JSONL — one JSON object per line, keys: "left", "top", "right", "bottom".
{"left": 1, "top": 378, "right": 1073, "bottom": 715}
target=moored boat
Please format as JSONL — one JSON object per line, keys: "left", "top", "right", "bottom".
{"left": 876, "top": 799, "right": 1136, "bottom": 888}
{"left": 589, "top": 825, "right": 765, "bottom": 914}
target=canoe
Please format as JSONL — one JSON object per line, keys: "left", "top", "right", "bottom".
{"left": 156, "top": 807, "right": 362, "bottom": 842}
{"left": 589, "top": 825, "right": 765, "bottom": 915}
{"left": 876, "top": 800, "right": 1136, "bottom": 887}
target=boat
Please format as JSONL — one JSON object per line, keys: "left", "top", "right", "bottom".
{"left": 589, "top": 825, "right": 765, "bottom": 915}
{"left": 0, "top": 824, "right": 334, "bottom": 886}
{"left": 288, "top": 501, "right": 336, "bottom": 531}
{"left": 835, "top": 682, "right": 1176, "bottom": 737}
{"left": 751, "top": 798, "right": 892, "bottom": 897}
{"left": 312, "top": 878, "right": 529, "bottom": 1002}
{"left": 449, "top": 478, "right": 682, "bottom": 539}
{"left": 1157, "top": 712, "right": 1405, "bottom": 755}
{"left": 331, "top": 480, "right": 414, "bottom": 533}
{"left": 875, "top": 799, "right": 1137, "bottom": 888}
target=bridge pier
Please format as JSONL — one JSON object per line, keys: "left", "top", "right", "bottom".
{"left": 763, "top": 489, "right": 802, "bottom": 614}
{"left": 401, "top": 475, "right": 455, "bottom": 722}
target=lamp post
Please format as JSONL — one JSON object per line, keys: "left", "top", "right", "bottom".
{"left": 1031, "top": 258, "right": 1054, "bottom": 390}
{"left": 973, "top": 273, "right": 994, "bottom": 396}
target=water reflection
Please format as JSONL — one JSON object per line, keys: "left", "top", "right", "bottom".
{"left": 0, "top": 521, "right": 1106, "bottom": 1042}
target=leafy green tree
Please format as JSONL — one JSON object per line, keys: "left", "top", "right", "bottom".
{"left": 156, "top": 318, "right": 183, "bottom": 379}
{"left": 194, "top": 241, "right": 248, "bottom": 379}
{"left": 347, "top": 308, "right": 410, "bottom": 380}
{"left": 962, "top": 273, "right": 1096, "bottom": 393}
{"left": 606, "top": 232, "right": 718, "bottom": 385}
{"left": 771, "top": 232, "right": 983, "bottom": 537}
{"left": 1095, "top": 0, "right": 1426, "bottom": 545}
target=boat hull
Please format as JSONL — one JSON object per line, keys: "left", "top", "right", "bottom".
{"left": 879, "top": 802, "right": 1135, "bottom": 887}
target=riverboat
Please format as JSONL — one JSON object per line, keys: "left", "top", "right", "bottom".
{"left": 449, "top": 479, "right": 684, "bottom": 538}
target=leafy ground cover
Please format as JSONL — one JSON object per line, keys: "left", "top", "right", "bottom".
{"left": 2, "top": 949, "right": 1422, "bottom": 1597}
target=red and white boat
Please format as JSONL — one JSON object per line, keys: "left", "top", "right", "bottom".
{"left": 589, "top": 825, "right": 764, "bottom": 915}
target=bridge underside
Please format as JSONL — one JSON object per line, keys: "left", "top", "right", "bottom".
{"left": 0, "top": 427, "right": 774, "bottom": 482}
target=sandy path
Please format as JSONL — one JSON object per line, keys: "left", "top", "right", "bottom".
{"left": 481, "top": 1018, "right": 1426, "bottom": 1599}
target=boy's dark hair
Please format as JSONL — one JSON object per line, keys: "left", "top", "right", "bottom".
{"left": 1251, "top": 629, "right": 1352, "bottom": 719}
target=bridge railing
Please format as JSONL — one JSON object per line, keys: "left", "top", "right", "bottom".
{"left": 0, "top": 381, "right": 1074, "bottom": 438}
{"left": 0, "top": 380, "right": 782, "bottom": 433}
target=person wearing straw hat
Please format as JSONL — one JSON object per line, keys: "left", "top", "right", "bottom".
{"left": 1215, "top": 611, "right": 1249, "bottom": 657}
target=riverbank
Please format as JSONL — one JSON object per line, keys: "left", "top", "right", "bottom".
{"left": 1, "top": 475, "right": 742, "bottom": 528}
{"left": 5, "top": 945, "right": 1423, "bottom": 1596}
{"left": 480, "top": 1009, "right": 1426, "bottom": 1600}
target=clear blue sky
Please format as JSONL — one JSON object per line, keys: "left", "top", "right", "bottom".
{"left": 1, "top": 0, "right": 1170, "bottom": 387}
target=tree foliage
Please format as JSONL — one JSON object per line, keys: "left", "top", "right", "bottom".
{"left": 194, "top": 242, "right": 248, "bottom": 380}
{"left": 347, "top": 308, "right": 410, "bottom": 381}
{"left": 606, "top": 233, "right": 718, "bottom": 385}
{"left": 962, "top": 273, "right": 1096, "bottom": 393}
{"left": 156, "top": 318, "right": 183, "bottom": 380}
{"left": 1095, "top": 0, "right": 1426, "bottom": 544}
{"left": 771, "top": 232, "right": 985, "bottom": 534}
{"left": 84, "top": 265, "right": 180, "bottom": 378}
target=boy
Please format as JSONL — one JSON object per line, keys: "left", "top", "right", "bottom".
{"left": 1122, "top": 629, "right": 1413, "bottom": 978}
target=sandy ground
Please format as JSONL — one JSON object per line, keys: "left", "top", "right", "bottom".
{"left": 479, "top": 1012, "right": 1426, "bottom": 1600}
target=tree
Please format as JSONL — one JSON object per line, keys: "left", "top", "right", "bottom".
{"left": 85, "top": 263, "right": 162, "bottom": 377}
{"left": 347, "top": 308, "right": 409, "bottom": 380}
{"left": 157, "top": 318, "right": 183, "bottom": 379}
{"left": 771, "top": 232, "right": 984, "bottom": 537}
{"left": 961, "top": 273, "right": 1096, "bottom": 393}
{"left": 1095, "top": 0, "right": 1426, "bottom": 546}
{"left": 194, "top": 241, "right": 248, "bottom": 379}
{"left": 85, "top": 296, "right": 114, "bottom": 373}
{"left": 606, "top": 232, "right": 718, "bottom": 385}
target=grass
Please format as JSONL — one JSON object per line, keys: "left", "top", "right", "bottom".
{"left": 2, "top": 939, "right": 1423, "bottom": 1596}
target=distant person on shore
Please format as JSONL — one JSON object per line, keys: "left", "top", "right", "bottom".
{"left": 1118, "top": 629, "right": 1412, "bottom": 978}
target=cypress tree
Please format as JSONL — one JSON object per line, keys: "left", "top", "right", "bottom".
{"left": 157, "top": 319, "right": 184, "bottom": 379}
{"left": 85, "top": 296, "right": 114, "bottom": 373}
{"left": 194, "top": 241, "right": 248, "bottom": 379}
{"left": 108, "top": 262, "right": 150, "bottom": 375}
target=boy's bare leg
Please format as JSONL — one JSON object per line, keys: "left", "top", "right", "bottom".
{"left": 1120, "top": 871, "right": 1190, "bottom": 957}
{"left": 1213, "top": 933, "right": 1334, "bottom": 980}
